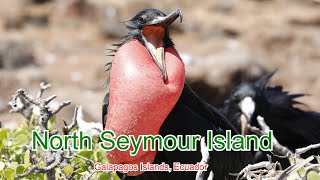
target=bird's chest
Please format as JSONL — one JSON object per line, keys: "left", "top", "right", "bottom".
{"left": 105, "top": 40, "right": 185, "bottom": 164}
{"left": 107, "top": 40, "right": 185, "bottom": 131}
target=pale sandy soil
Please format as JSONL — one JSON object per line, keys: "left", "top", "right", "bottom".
{"left": 0, "top": 0, "right": 319, "bottom": 128}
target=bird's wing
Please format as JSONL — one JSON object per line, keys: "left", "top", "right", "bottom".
{"left": 265, "top": 86, "right": 305, "bottom": 112}
{"left": 102, "top": 92, "right": 109, "bottom": 130}
{"left": 158, "top": 102, "right": 252, "bottom": 180}
{"left": 179, "top": 82, "right": 239, "bottom": 135}
{"left": 264, "top": 86, "right": 320, "bottom": 147}
{"left": 102, "top": 60, "right": 112, "bottom": 130}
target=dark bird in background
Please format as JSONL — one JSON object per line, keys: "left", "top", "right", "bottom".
{"left": 222, "top": 71, "right": 320, "bottom": 165}
{"left": 102, "top": 8, "right": 252, "bottom": 180}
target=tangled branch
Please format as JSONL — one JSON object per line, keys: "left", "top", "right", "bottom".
{"left": 237, "top": 116, "right": 320, "bottom": 179}
{"left": 9, "top": 83, "right": 71, "bottom": 129}
{"left": 17, "top": 150, "right": 64, "bottom": 178}
{"left": 7, "top": 83, "right": 74, "bottom": 179}
{"left": 236, "top": 155, "right": 281, "bottom": 180}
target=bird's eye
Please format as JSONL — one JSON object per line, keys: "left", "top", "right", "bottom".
{"left": 137, "top": 17, "right": 145, "bottom": 24}
{"left": 233, "top": 93, "right": 239, "bottom": 100}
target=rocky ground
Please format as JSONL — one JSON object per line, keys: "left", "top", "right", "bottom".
{"left": 0, "top": 0, "right": 320, "bottom": 128}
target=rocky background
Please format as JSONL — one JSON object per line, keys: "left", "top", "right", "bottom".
{"left": 1, "top": 0, "right": 320, "bottom": 128}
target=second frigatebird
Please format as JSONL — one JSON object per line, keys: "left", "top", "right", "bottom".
{"left": 102, "top": 8, "right": 252, "bottom": 180}
{"left": 222, "top": 71, "right": 320, "bottom": 164}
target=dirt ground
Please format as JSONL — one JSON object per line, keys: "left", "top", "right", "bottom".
{"left": 0, "top": 0, "right": 319, "bottom": 128}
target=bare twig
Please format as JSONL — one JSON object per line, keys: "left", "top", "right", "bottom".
{"left": 44, "top": 95, "right": 57, "bottom": 105}
{"left": 249, "top": 116, "right": 320, "bottom": 159}
{"left": 239, "top": 116, "right": 320, "bottom": 180}
{"left": 75, "top": 106, "right": 102, "bottom": 136}
{"left": 247, "top": 124, "right": 264, "bottom": 136}
{"left": 37, "top": 82, "right": 51, "bottom": 99}
{"left": 277, "top": 156, "right": 314, "bottom": 179}
{"left": 52, "top": 101, "right": 72, "bottom": 115}
{"left": 73, "top": 153, "right": 95, "bottom": 165}
{"left": 235, "top": 159, "right": 280, "bottom": 180}
{"left": 9, "top": 94, "right": 33, "bottom": 120}
{"left": 253, "top": 116, "right": 293, "bottom": 157}
{"left": 63, "top": 106, "right": 79, "bottom": 134}
{"left": 17, "top": 151, "right": 63, "bottom": 178}
{"left": 196, "top": 137, "right": 212, "bottom": 180}
{"left": 305, "top": 164, "right": 320, "bottom": 174}
{"left": 13, "top": 89, "right": 41, "bottom": 106}
{"left": 10, "top": 87, "right": 71, "bottom": 130}
{"left": 84, "top": 170, "right": 96, "bottom": 180}
{"left": 296, "top": 143, "right": 320, "bottom": 157}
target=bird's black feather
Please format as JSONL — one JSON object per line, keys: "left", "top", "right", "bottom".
{"left": 171, "top": 82, "right": 252, "bottom": 179}
{"left": 223, "top": 71, "right": 320, "bottom": 165}
{"left": 102, "top": 92, "right": 109, "bottom": 130}
{"left": 254, "top": 70, "right": 276, "bottom": 90}
{"left": 103, "top": 9, "right": 252, "bottom": 180}
{"left": 122, "top": 82, "right": 252, "bottom": 180}
{"left": 180, "top": 82, "right": 239, "bottom": 135}
{"left": 265, "top": 86, "right": 305, "bottom": 113}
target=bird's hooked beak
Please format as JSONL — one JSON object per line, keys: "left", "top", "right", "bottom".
{"left": 141, "top": 9, "right": 183, "bottom": 83}
{"left": 239, "top": 97, "right": 255, "bottom": 136}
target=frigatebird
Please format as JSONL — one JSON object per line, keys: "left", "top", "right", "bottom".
{"left": 222, "top": 71, "right": 320, "bottom": 164}
{"left": 102, "top": 8, "right": 252, "bottom": 180}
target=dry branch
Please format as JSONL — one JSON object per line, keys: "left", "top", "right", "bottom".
{"left": 9, "top": 83, "right": 72, "bottom": 179}
{"left": 63, "top": 106, "right": 79, "bottom": 134}
{"left": 17, "top": 150, "right": 64, "bottom": 178}
{"left": 235, "top": 155, "right": 281, "bottom": 180}
{"left": 239, "top": 115, "right": 320, "bottom": 179}
{"left": 8, "top": 83, "right": 106, "bottom": 180}
{"left": 256, "top": 116, "right": 293, "bottom": 157}
{"left": 296, "top": 143, "right": 320, "bottom": 157}
{"left": 37, "top": 82, "right": 51, "bottom": 99}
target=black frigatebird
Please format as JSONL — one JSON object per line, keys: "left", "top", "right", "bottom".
{"left": 102, "top": 8, "right": 252, "bottom": 180}
{"left": 222, "top": 71, "right": 320, "bottom": 164}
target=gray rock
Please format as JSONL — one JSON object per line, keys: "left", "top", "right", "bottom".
{"left": 0, "top": 39, "right": 36, "bottom": 70}
{"left": 99, "top": 6, "right": 127, "bottom": 39}
{"left": 0, "top": 98, "right": 7, "bottom": 113}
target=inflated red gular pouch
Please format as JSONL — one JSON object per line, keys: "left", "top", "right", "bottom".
{"left": 105, "top": 39, "right": 185, "bottom": 176}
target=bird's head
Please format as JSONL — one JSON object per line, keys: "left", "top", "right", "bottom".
{"left": 229, "top": 83, "right": 258, "bottom": 135}
{"left": 225, "top": 72, "right": 275, "bottom": 135}
{"left": 122, "top": 8, "right": 183, "bottom": 82}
